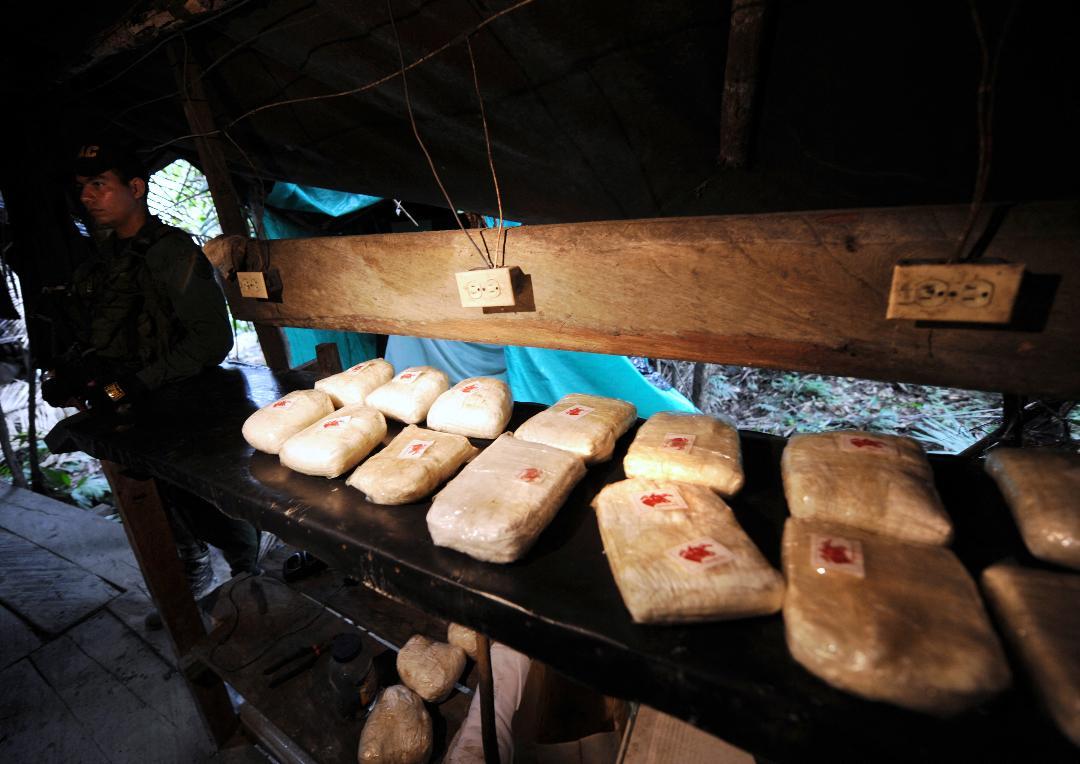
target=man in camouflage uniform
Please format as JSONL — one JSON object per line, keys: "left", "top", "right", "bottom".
{"left": 43, "top": 141, "right": 260, "bottom": 610}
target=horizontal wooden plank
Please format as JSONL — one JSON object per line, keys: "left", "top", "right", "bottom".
{"left": 224, "top": 201, "right": 1079, "bottom": 397}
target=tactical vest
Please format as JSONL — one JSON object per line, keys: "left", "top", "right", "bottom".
{"left": 69, "top": 219, "right": 188, "bottom": 375}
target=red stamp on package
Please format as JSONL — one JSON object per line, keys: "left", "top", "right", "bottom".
{"left": 631, "top": 487, "right": 688, "bottom": 511}
{"left": 398, "top": 439, "right": 434, "bottom": 459}
{"left": 459, "top": 383, "right": 480, "bottom": 394}
{"left": 810, "top": 534, "right": 865, "bottom": 578}
{"left": 398, "top": 371, "right": 422, "bottom": 384}
{"left": 516, "top": 467, "right": 545, "bottom": 484}
{"left": 322, "top": 416, "right": 351, "bottom": 429}
{"left": 838, "top": 434, "right": 895, "bottom": 456}
{"left": 271, "top": 399, "right": 293, "bottom": 410}
{"left": 661, "top": 433, "right": 695, "bottom": 453}
{"left": 668, "top": 537, "right": 733, "bottom": 571}
{"left": 347, "top": 362, "right": 372, "bottom": 374}
{"left": 559, "top": 404, "right": 595, "bottom": 420}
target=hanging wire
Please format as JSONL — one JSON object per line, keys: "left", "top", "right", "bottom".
{"left": 467, "top": 36, "right": 506, "bottom": 267}
{"left": 387, "top": 0, "right": 492, "bottom": 268}
{"left": 146, "top": 0, "right": 540, "bottom": 153}
{"left": 952, "top": 0, "right": 1020, "bottom": 261}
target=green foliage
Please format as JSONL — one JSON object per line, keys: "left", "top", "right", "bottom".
{"left": 0, "top": 432, "right": 112, "bottom": 509}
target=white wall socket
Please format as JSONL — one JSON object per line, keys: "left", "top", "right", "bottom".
{"left": 455, "top": 267, "right": 516, "bottom": 308}
{"left": 886, "top": 261, "right": 1024, "bottom": 323}
{"left": 237, "top": 271, "right": 269, "bottom": 299}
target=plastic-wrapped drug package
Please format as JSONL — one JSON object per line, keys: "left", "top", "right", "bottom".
{"left": 347, "top": 425, "right": 478, "bottom": 505}
{"left": 514, "top": 393, "right": 637, "bottom": 464}
{"left": 241, "top": 389, "right": 335, "bottom": 455}
{"left": 981, "top": 564, "right": 1080, "bottom": 746}
{"left": 278, "top": 404, "right": 387, "bottom": 478}
{"left": 623, "top": 411, "right": 744, "bottom": 496}
{"left": 447, "top": 623, "right": 481, "bottom": 661}
{"left": 591, "top": 479, "right": 784, "bottom": 623}
{"left": 985, "top": 448, "right": 1080, "bottom": 571}
{"left": 314, "top": 358, "right": 395, "bottom": 407}
{"left": 781, "top": 430, "right": 953, "bottom": 545}
{"left": 427, "top": 434, "right": 587, "bottom": 563}
{"left": 396, "top": 634, "right": 467, "bottom": 703}
{"left": 357, "top": 685, "right": 433, "bottom": 763}
{"left": 426, "top": 377, "right": 513, "bottom": 439}
{"left": 365, "top": 366, "right": 450, "bottom": 424}
{"left": 782, "top": 518, "right": 1010, "bottom": 716}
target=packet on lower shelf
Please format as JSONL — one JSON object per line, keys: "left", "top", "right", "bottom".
{"left": 357, "top": 684, "right": 433, "bottom": 764}
{"left": 781, "top": 518, "right": 1011, "bottom": 716}
{"left": 396, "top": 634, "right": 467, "bottom": 704}
{"left": 984, "top": 448, "right": 1080, "bottom": 571}
{"left": 426, "top": 376, "right": 513, "bottom": 439}
{"left": 781, "top": 430, "right": 953, "bottom": 545}
{"left": 427, "top": 433, "right": 587, "bottom": 563}
{"left": 623, "top": 411, "right": 744, "bottom": 496}
{"left": 346, "top": 425, "right": 479, "bottom": 505}
{"left": 591, "top": 478, "right": 784, "bottom": 623}
{"left": 241, "top": 389, "right": 334, "bottom": 455}
{"left": 313, "top": 357, "right": 395, "bottom": 407}
{"left": 365, "top": 366, "right": 450, "bottom": 424}
{"left": 278, "top": 404, "right": 387, "bottom": 478}
{"left": 981, "top": 564, "right": 1080, "bottom": 746}
{"left": 447, "top": 623, "right": 482, "bottom": 661}
{"left": 514, "top": 393, "right": 637, "bottom": 464}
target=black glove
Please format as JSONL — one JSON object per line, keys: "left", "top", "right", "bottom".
{"left": 85, "top": 373, "right": 148, "bottom": 411}
{"left": 40, "top": 370, "right": 85, "bottom": 409}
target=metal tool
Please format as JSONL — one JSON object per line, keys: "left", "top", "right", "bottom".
{"left": 264, "top": 640, "right": 332, "bottom": 688}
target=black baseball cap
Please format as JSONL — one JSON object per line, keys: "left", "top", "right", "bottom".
{"left": 73, "top": 140, "right": 148, "bottom": 181}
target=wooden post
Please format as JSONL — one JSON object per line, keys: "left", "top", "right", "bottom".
{"left": 315, "top": 342, "right": 343, "bottom": 378}
{"left": 99, "top": 461, "right": 238, "bottom": 747}
{"left": 475, "top": 634, "right": 501, "bottom": 764}
{"left": 718, "top": 0, "right": 771, "bottom": 168}
{"left": 168, "top": 43, "right": 291, "bottom": 372}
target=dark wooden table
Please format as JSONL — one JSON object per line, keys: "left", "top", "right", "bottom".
{"left": 50, "top": 362, "right": 1077, "bottom": 763}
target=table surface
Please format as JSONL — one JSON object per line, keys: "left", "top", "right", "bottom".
{"left": 53, "top": 362, "right": 1077, "bottom": 762}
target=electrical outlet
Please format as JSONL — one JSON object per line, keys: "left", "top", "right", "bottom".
{"left": 237, "top": 271, "right": 269, "bottom": 299}
{"left": 886, "top": 261, "right": 1024, "bottom": 323}
{"left": 455, "top": 267, "right": 516, "bottom": 308}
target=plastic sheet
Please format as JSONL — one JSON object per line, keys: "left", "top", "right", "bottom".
{"left": 781, "top": 430, "right": 953, "bottom": 545}
{"left": 241, "top": 389, "right": 334, "bottom": 455}
{"left": 781, "top": 518, "right": 1010, "bottom": 716}
{"left": 396, "top": 635, "right": 467, "bottom": 703}
{"left": 365, "top": 366, "right": 450, "bottom": 424}
{"left": 346, "top": 425, "right": 478, "bottom": 505}
{"left": 278, "top": 404, "right": 387, "bottom": 478}
{"left": 447, "top": 623, "right": 481, "bottom": 661}
{"left": 314, "top": 358, "right": 395, "bottom": 407}
{"left": 427, "top": 434, "right": 587, "bottom": 563}
{"left": 514, "top": 393, "right": 637, "bottom": 464}
{"left": 357, "top": 685, "right": 433, "bottom": 764}
{"left": 623, "top": 411, "right": 744, "bottom": 496}
{"left": 592, "top": 479, "right": 784, "bottom": 623}
{"left": 985, "top": 448, "right": 1080, "bottom": 571}
{"left": 981, "top": 564, "right": 1080, "bottom": 746}
{"left": 426, "top": 377, "right": 513, "bottom": 439}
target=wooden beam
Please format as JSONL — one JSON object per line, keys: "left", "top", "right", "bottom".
{"left": 169, "top": 43, "right": 290, "bottom": 372}
{"left": 222, "top": 201, "right": 1080, "bottom": 398}
{"left": 718, "top": 0, "right": 771, "bottom": 168}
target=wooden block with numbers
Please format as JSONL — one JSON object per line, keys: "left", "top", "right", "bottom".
{"left": 886, "top": 261, "right": 1024, "bottom": 323}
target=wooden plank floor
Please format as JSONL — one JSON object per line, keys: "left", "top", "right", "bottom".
{"left": 0, "top": 485, "right": 230, "bottom": 763}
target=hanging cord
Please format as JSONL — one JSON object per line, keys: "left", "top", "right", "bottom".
{"left": 388, "top": 0, "right": 492, "bottom": 268}
{"left": 952, "top": 0, "right": 1019, "bottom": 261}
{"left": 467, "top": 36, "right": 506, "bottom": 267}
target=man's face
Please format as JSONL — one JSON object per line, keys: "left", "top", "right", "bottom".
{"left": 75, "top": 170, "right": 145, "bottom": 230}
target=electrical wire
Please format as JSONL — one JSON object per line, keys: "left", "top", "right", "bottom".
{"left": 467, "top": 36, "right": 506, "bottom": 267}
{"left": 146, "top": 0, "right": 539, "bottom": 153}
{"left": 387, "top": 0, "right": 492, "bottom": 268}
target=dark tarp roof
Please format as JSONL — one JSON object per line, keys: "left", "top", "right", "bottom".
{"left": 2, "top": 0, "right": 1079, "bottom": 223}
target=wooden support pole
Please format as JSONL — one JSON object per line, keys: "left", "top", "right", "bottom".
{"left": 99, "top": 461, "right": 238, "bottom": 747}
{"left": 475, "top": 634, "right": 501, "bottom": 764}
{"left": 167, "top": 43, "right": 290, "bottom": 372}
{"left": 718, "top": 0, "right": 771, "bottom": 168}
{"left": 315, "top": 342, "right": 343, "bottom": 378}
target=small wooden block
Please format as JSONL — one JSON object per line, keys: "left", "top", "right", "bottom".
{"left": 886, "top": 261, "right": 1024, "bottom": 323}
{"left": 455, "top": 266, "right": 516, "bottom": 308}
{"left": 237, "top": 271, "right": 269, "bottom": 299}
